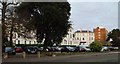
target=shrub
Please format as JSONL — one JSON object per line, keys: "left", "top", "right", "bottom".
{"left": 90, "top": 41, "right": 102, "bottom": 52}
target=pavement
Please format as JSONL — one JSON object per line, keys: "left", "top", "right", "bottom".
{"left": 2, "top": 51, "right": 119, "bottom": 62}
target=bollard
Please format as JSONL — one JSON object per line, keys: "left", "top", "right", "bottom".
{"left": 52, "top": 52, "right": 56, "bottom": 57}
{"left": 38, "top": 51, "right": 40, "bottom": 58}
{"left": 52, "top": 54, "right": 56, "bottom": 57}
{"left": 23, "top": 52, "right": 26, "bottom": 59}
{"left": 4, "top": 53, "right": 8, "bottom": 59}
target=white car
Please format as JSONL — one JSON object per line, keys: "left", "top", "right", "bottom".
{"left": 84, "top": 46, "right": 91, "bottom": 51}
{"left": 78, "top": 46, "right": 91, "bottom": 52}
{"left": 101, "top": 46, "right": 108, "bottom": 52}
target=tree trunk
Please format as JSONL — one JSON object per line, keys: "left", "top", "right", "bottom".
{"left": 2, "top": 2, "right": 7, "bottom": 46}
{"left": 9, "top": 25, "right": 13, "bottom": 46}
{"left": 43, "top": 32, "right": 50, "bottom": 52}
{"left": 9, "top": 7, "right": 14, "bottom": 47}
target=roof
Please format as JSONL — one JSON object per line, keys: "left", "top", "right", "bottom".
{"left": 94, "top": 26, "right": 105, "bottom": 29}
{"left": 75, "top": 30, "right": 93, "bottom": 33}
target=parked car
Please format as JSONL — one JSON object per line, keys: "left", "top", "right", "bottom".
{"left": 61, "top": 46, "right": 75, "bottom": 52}
{"left": 101, "top": 46, "right": 108, "bottom": 52}
{"left": 84, "top": 46, "right": 91, "bottom": 52}
{"left": 25, "top": 46, "right": 38, "bottom": 54}
{"left": 46, "top": 46, "right": 54, "bottom": 52}
{"left": 108, "top": 46, "right": 119, "bottom": 51}
{"left": 74, "top": 46, "right": 90, "bottom": 52}
{"left": 74, "top": 46, "right": 86, "bottom": 52}
{"left": 38, "top": 47, "right": 44, "bottom": 52}
{"left": 54, "top": 46, "right": 62, "bottom": 52}
{"left": 15, "top": 47, "right": 23, "bottom": 53}
{"left": 5, "top": 47, "right": 16, "bottom": 55}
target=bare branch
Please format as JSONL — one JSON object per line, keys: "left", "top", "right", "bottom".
{"left": 6, "top": 2, "right": 19, "bottom": 7}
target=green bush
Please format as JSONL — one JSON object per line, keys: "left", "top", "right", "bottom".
{"left": 90, "top": 41, "right": 102, "bottom": 52}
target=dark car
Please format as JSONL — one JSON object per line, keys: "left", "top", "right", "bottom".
{"left": 46, "top": 47, "right": 54, "bottom": 52}
{"left": 15, "top": 47, "right": 23, "bottom": 53}
{"left": 38, "top": 47, "right": 44, "bottom": 52}
{"left": 108, "top": 46, "right": 119, "bottom": 51}
{"left": 5, "top": 47, "right": 16, "bottom": 55}
{"left": 25, "top": 46, "right": 38, "bottom": 54}
{"left": 53, "top": 46, "right": 62, "bottom": 52}
{"left": 74, "top": 46, "right": 86, "bottom": 52}
{"left": 61, "top": 46, "right": 75, "bottom": 52}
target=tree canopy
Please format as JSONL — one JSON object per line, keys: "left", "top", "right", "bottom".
{"left": 107, "top": 29, "right": 120, "bottom": 47}
{"left": 90, "top": 41, "right": 102, "bottom": 52}
{"left": 16, "top": 2, "right": 71, "bottom": 50}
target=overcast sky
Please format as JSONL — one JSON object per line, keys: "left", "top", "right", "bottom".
{"left": 0, "top": 0, "right": 119, "bottom": 32}
{"left": 68, "top": 1, "right": 118, "bottom": 32}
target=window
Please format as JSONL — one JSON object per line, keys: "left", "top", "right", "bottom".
{"left": 73, "top": 34, "right": 75, "bottom": 37}
{"left": 69, "top": 29, "right": 72, "bottom": 32}
{"left": 91, "top": 37, "right": 93, "bottom": 40}
{"left": 18, "top": 40, "right": 20, "bottom": 44}
{"left": 83, "top": 38, "right": 84, "bottom": 40}
{"left": 98, "top": 37, "right": 100, "bottom": 39}
{"left": 29, "top": 41, "right": 31, "bottom": 44}
{"left": 77, "top": 37, "right": 79, "bottom": 40}
{"left": 64, "top": 40, "right": 67, "bottom": 44}
{"left": 98, "top": 34, "right": 100, "bottom": 37}
{"left": 25, "top": 41, "right": 26, "bottom": 44}
{"left": 98, "top": 29, "right": 101, "bottom": 31}
{"left": 34, "top": 41, "right": 36, "bottom": 44}
{"left": 98, "top": 32, "right": 100, "bottom": 34}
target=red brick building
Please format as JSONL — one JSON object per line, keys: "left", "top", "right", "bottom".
{"left": 93, "top": 27, "right": 108, "bottom": 45}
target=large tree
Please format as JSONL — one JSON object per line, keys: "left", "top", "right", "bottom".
{"left": 1, "top": 0, "right": 18, "bottom": 46}
{"left": 16, "top": 2, "right": 71, "bottom": 50}
{"left": 107, "top": 29, "right": 120, "bottom": 47}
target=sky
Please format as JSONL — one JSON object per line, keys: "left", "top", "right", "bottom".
{"left": 0, "top": 0, "right": 119, "bottom": 32}
{"left": 68, "top": 0, "right": 118, "bottom": 32}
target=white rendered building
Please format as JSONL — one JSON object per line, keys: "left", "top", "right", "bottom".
{"left": 61, "top": 28, "right": 94, "bottom": 46}
{"left": 74, "top": 29, "right": 94, "bottom": 46}
{"left": 61, "top": 28, "right": 75, "bottom": 45}
{"left": 10, "top": 31, "right": 38, "bottom": 45}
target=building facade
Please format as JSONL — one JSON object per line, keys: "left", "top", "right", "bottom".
{"left": 61, "top": 28, "right": 94, "bottom": 46}
{"left": 12, "top": 31, "right": 38, "bottom": 45}
{"left": 61, "top": 28, "right": 75, "bottom": 45}
{"left": 93, "top": 27, "right": 108, "bottom": 45}
{"left": 74, "top": 29, "right": 94, "bottom": 46}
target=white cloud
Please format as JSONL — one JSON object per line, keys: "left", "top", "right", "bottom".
{"left": 69, "top": 2, "right": 118, "bottom": 32}
{"left": 68, "top": 0, "right": 119, "bottom": 2}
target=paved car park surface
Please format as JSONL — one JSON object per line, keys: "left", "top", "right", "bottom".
{"left": 2, "top": 51, "right": 119, "bottom": 62}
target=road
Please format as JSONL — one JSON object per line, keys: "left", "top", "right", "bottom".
{"left": 2, "top": 52, "right": 119, "bottom": 62}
